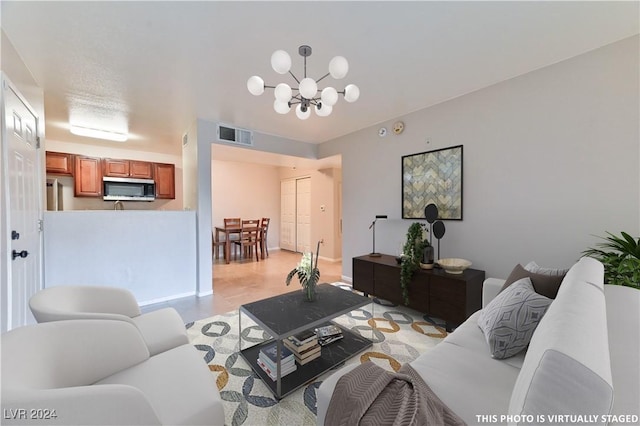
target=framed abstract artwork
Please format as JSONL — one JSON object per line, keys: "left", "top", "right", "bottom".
{"left": 402, "top": 145, "right": 463, "bottom": 220}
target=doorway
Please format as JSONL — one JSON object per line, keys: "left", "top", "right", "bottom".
{"left": 280, "top": 177, "right": 311, "bottom": 253}
{"left": 1, "top": 76, "right": 43, "bottom": 332}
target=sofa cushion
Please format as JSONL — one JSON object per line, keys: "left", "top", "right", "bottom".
{"left": 605, "top": 284, "right": 640, "bottom": 419}
{"left": 500, "top": 264, "right": 565, "bottom": 298}
{"left": 478, "top": 278, "right": 552, "bottom": 359}
{"left": 508, "top": 257, "right": 613, "bottom": 425}
{"left": 132, "top": 308, "right": 189, "bottom": 356}
{"left": 97, "top": 344, "right": 224, "bottom": 426}
{"left": 411, "top": 341, "right": 521, "bottom": 424}
{"left": 446, "top": 311, "right": 526, "bottom": 369}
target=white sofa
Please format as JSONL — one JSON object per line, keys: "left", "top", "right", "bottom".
{"left": 317, "top": 257, "right": 640, "bottom": 425}
{"left": 0, "top": 319, "right": 225, "bottom": 425}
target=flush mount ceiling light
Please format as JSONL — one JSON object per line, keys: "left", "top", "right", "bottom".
{"left": 247, "top": 45, "right": 360, "bottom": 120}
{"left": 70, "top": 125, "right": 128, "bottom": 142}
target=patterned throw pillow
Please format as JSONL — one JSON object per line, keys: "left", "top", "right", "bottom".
{"left": 478, "top": 277, "right": 552, "bottom": 359}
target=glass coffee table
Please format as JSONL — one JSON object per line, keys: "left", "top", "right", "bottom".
{"left": 238, "top": 283, "right": 373, "bottom": 399}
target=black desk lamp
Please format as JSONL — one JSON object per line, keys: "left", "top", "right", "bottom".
{"left": 368, "top": 215, "right": 387, "bottom": 257}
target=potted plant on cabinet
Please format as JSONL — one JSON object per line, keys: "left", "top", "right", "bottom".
{"left": 583, "top": 231, "right": 640, "bottom": 289}
{"left": 400, "top": 222, "right": 431, "bottom": 305}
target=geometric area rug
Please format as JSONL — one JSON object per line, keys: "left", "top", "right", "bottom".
{"left": 186, "top": 282, "right": 449, "bottom": 426}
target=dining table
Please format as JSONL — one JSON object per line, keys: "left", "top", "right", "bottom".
{"left": 215, "top": 225, "right": 264, "bottom": 264}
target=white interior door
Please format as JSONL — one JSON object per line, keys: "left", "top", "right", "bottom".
{"left": 280, "top": 179, "right": 296, "bottom": 251}
{"left": 296, "top": 177, "right": 311, "bottom": 253}
{"left": 1, "top": 78, "right": 42, "bottom": 331}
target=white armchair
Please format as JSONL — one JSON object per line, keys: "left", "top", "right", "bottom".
{"left": 29, "top": 286, "right": 188, "bottom": 356}
{"left": 0, "top": 319, "right": 225, "bottom": 426}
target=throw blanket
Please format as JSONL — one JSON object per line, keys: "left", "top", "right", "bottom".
{"left": 325, "top": 362, "right": 466, "bottom": 426}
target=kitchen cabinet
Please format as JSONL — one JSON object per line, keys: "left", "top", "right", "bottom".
{"left": 153, "top": 163, "right": 175, "bottom": 199}
{"left": 74, "top": 155, "right": 102, "bottom": 197}
{"left": 103, "top": 158, "right": 153, "bottom": 179}
{"left": 45, "top": 151, "right": 73, "bottom": 175}
{"left": 352, "top": 254, "right": 485, "bottom": 329}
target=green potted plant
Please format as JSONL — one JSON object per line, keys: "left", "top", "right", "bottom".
{"left": 582, "top": 231, "right": 640, "bottom": 289}
{"left": 400, "top": 222, "right": 431, "bottom": 305}
{"left": 286, "top": 241, "right": 321, "bottom": 301}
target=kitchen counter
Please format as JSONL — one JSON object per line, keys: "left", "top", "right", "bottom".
{"left": 43, "top": 210, "right": 197, "bottom": 304}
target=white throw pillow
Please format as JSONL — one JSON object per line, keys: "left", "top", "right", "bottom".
{"left": 478, "top": 277, "right": 552, "bottom": 359}
{"left": 524, "top": 261, "right": 569, "bottom": 277}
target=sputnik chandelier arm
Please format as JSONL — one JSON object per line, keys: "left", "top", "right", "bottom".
{"left": 247, "top": 45, "right": 360, "bottom": 120}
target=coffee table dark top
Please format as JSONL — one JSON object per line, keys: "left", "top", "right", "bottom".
{"left": 240, "top": 283, "right": 371, "bottom": 337}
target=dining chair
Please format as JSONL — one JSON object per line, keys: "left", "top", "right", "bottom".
{"left": 224, "top": 218, "right": 241, "bottom": 257}
{"left": 212, "top": 231, "right": 226, "bottom": 260}
{"left": 233, "top": 219, "right": 260, "bottom": 262}
{"left": 260, "top": 217, "right": 271, "bottom": 258}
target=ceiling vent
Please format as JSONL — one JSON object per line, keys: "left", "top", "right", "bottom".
{"left": 216, "top": 123, "right": 253, "bottom": 147}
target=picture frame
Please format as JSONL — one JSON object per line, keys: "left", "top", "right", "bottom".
{"left": 402, "top": 145, "right": 463, "bottom": 220}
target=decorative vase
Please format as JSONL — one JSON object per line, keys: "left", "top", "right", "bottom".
{"left": 420, "top": 246, "right": 435, "bottom": 269}
{"left": 303, "top": 279, "right": 317, "bottom": 302}
{"left": 422, "top": 246, "right": 434, "bottom": 265}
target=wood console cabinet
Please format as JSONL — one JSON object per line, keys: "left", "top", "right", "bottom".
{"left": 353, "top": 254, "right": 485, "bottom": 329}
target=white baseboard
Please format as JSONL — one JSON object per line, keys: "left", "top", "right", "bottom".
{"left": 139, "top": 291, "right": 196, "bottom": 306}
{"left": 319, "top": 255, "right": 342, "bottom": 263}
{"left": 197, "top": 289, "right": 213, "bottom": 297}
{"left": 341, "top": 275, "right": 353, "bottom": 284}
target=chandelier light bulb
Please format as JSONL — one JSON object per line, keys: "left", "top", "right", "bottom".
{"left": 247, "top": 76, "right": 265, "bottom": 96}
{"left": 250, "top": 45, "right": 359, "bottom": 119}
{"left": 299, "top": 78, "right": 318, "bottom": 99}
{"left": 344, "top": 84, "right": 360, "bottom": 103}
{"left": 271, "top": 50, "right": 292, "bottom": 74}
{"left": 315, "top": 103, "right": 332, "bottom": 117}
{"left": 274, "top": 83, "right": 292, "bottom": 102}
{"left": 321, "top": 87, "right": 339, "bottom": 106}
{"left": 329, "top": 56, "right": 349, "bottom": 79}
{"left": 273, "top": 100, "right": 291, "bottom": 114}
{"left": 296, "top": 104, "right": 311, "bottom": 120}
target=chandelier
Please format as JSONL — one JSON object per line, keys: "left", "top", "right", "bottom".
{"left": 247, "top": 45, "right": 360, "bottom": 120}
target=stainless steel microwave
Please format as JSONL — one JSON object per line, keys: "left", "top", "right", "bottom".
{"left": 103, "top": 177, "right": 155, "bottom": 201}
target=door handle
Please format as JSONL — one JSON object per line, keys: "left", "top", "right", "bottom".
{"left": 12, "top": 250, "right": 29, "bottom": 260}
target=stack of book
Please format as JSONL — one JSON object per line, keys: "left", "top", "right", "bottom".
{"left": 315, "top": 324, "right": 344, "bottom": 346}
{"left": 283, "top": 329, "right": 322, "bottom": 365}
{"left": 257, "top": 343, "right": 297, "bottom": 381}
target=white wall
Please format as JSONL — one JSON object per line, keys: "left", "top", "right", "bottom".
{"left": 320, "top": 36, "right": 640, "bottom": 280}
{"left": 45, "top": 139, "right": 183, "bottom": 211}
{"left": 211, "top": 160, "right": 281, "bottom": 250}
{"left": 43, "top": 211, "right": 197, "bottom": 304}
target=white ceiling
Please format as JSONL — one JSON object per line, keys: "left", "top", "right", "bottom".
{"left": 2, "top": 1, "right": 638, "bottom": 159}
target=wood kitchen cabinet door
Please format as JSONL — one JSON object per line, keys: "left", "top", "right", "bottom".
{"left": 102, "top": 158, "right": 129, "bottom": 177}
{"left": 45, "top": 151, "right": 73, "bottom": 175}
{"left": 154, "top": 163, "right": 175, "bottom": 199}
{"left": 129, "top": 161, "right": 153, "bottom": 179}
{"left": 74, "top": 155, "right": 102, "bottom": 197}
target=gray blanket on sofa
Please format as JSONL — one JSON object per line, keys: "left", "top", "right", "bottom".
{"left": 325, "top": 362, "right": 466, "bottom": 426}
